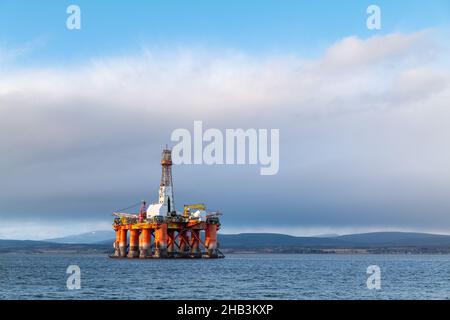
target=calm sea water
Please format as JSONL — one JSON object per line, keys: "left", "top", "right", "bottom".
{"left": 0, "top": 254, "right": 449, "bottom": 300}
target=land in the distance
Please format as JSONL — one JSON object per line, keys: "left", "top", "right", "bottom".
{"left": 2, "top": 231, "right": 450, "bottom": 254}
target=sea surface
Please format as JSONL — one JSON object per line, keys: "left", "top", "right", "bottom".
{"left": 0, "top": 254, "right": 449, "bottom": 300}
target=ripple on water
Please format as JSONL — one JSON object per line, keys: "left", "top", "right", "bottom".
{"left": 0, "top": 254, "right": 449, "bottom": 299}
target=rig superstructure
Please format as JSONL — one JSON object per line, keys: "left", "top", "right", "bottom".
{"left": 111, "top": 147, "right": 223, "bottom": 259}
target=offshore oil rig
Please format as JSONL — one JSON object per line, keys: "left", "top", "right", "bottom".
{"left": 111, "top": 147, "right": 224, "bottom": 259}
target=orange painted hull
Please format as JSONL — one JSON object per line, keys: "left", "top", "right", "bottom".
{"left": 111, "top": 219, "right": 222, "bottom": 259}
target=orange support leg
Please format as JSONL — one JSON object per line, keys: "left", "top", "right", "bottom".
{"left": 190, "top": 229, "right": 201, "bottom": 258}
{"left": 119, "top": 228, "right": 128, "bottom": 258}
{"left": 139, "top": 228, "right": 151, "bottom": 258}
{"left": 154, "top": 223, "right": 168, "bottom": 258}
{"left": 178, "top": 230, "right": 189, "bottom": 257}
{"left": 128, "top": 229, "right": 140, "bottom": 258}
{"left": 113, "top": 229, "right": 121, "bottom": 257}
{"left": 167, "top": 229, "right": 175, "bottom": 257}
{"left": 205, "top": 223, "right": 218, "bottom": 258}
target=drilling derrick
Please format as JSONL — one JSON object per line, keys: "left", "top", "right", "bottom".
{"left": 159, "top": 148, "right": 175, "bottom": 214}
{"left": 111, "top": 146, "right": 224, "bottom": 259}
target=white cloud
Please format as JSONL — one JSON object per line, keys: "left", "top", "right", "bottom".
{"left": 2, "top": 30, "right": 447, "bottom": 165}
{"left": 320, "top": 31, "right": 435, "bottom": 70}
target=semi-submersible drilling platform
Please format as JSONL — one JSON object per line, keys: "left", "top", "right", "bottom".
{"left": 111, "top": 147, "right": 224, "bottom": 259}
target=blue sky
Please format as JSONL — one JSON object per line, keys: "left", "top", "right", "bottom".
{"left": 1, "top": 0, "right": 449, "bottom": 65}
{"left": 1, "top": 1, "right": 450, "bottom": 239}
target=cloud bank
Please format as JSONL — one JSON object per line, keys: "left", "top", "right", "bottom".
{"left": 1, "top": 30, "right": 450, "bottom": 239}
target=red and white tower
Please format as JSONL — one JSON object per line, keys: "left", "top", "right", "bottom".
{"left": 159, "top": 147, "right": 175, "bottom": 213}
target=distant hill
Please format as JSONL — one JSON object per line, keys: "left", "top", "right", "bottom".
{"left": 312, "top": 233, "right": 340, "bottom": 238}
{"left": 217, "top": 233, "right": 348, "bottom": 248}
{"left": 0, "top": 239, "right": 109, "bottom": 254}
{"left": 217, "top": 232, "right": 450, "bottom": 249}
{"left": 46, "top": 231, "right": 115, "bottom": 244}
{"left": 3, "top": 231, "right": 450, "bottom": 254}
{"left": 47, "top": 231, "right": 450, "bottom": 248}
{"left": 336, "top": 232, "right": 450, "bottom": 247}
